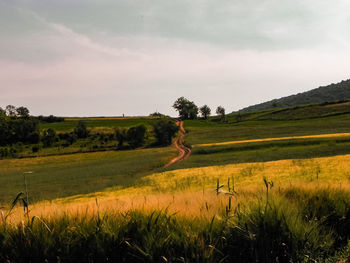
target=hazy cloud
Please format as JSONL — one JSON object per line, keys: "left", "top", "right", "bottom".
{"left": 1, "top": 0, "right": 350, "bottom": 116}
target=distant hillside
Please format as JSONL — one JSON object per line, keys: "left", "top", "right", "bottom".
{"left": 239, "top": 79, "right": 350, "bottom": 112}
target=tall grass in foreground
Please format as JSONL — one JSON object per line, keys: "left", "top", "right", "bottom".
{"left": 3, "top": 186, "right": 350, "bottom": 262}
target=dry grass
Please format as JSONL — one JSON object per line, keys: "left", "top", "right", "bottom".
{"left": 195, "top": 132, "right": 350, "bottom": 147}
{"left": 5, "top": 154, "right": 350, "bottom": 223}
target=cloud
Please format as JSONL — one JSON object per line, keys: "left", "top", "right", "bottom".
{"left": 1, "top": 1, "right": 350, "bottom": 116}
{"left": 5, "top": 0, "right": 350, "bottom": 50}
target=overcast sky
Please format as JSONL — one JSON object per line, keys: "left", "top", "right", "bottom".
{"left": 1, "top": 0, "right": 350, "bottom": 116}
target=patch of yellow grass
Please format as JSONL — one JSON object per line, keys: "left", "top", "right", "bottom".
{"left": 5, "top": 154, "right": 350, "bottom": 222}
{"left": 194, "top": 132, "right": 350, "bottom": 147}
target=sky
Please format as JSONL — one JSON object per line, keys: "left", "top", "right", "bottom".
{"left": 1, "top": 0, "right": 350, "bottom": 117}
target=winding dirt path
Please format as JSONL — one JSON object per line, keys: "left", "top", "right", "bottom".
{"left": 165, "top": 121, "right": 191, "bottom": 167}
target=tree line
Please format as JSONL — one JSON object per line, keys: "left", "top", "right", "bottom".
{"left": 0, "top": 105, "right": 179, "bottom": 158}
{"left": 172, "top": 97, "right": 226, "bottom": 121}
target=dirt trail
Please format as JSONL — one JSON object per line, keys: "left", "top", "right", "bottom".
{"left": 165, "top": 121, "right": 191, "bottom": 167}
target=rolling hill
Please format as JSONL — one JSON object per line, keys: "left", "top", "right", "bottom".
{"left": 239, "top": 78, "right": 350, "bottom": 112}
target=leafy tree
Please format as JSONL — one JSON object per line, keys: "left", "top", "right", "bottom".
{"left": 199, "top": 105, "right": 211, "bottom": 120}
{"left": 172, "top": 97, "right": 198, "bottom": 120}
{"left": 0, "top": 118, "right": 39, "bottom": 146}
{"left": 0, "top": 107, "right": 6, "bottom": 117}
{"left": 16, "top": 107, "right": 30, "bottom": 119}
{"left": 115, "top": 128, "right": 127, "bottom": 147}
{"left": 42, "top": 128, "right": 56, "bottom": 147}
{"left": 74, "top": 121, "right": 89, "bottom": 138}
{"left": 216, "top": 106, "right": 226, "bottom": 121}
{"left": 127, "top": 125, "right": 147, "bottom": 148}
{"left": 5, "top": 105, "right": 16, "bottom": 117}
{"left": 152, "top": 119, "right": 179, "bottom": 146}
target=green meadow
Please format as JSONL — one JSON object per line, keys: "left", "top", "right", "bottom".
{"left": 0, "top": 146, "right": 176, "bottom": 205}
{"left": 3, "top": 103, "right": 350, "bottom": 262}
{"left": 40, "top": 117, "right": 157, "bottom": 131}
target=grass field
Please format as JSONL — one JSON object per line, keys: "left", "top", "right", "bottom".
{"left": 3, "top": 154, "right": 350, "bottom": 262}
{"left": 40, "top": 117, "right": 158, "bottom": 131}
{"left": 0, "top": 146, "right": 176, "bottom": 205}
{"left": 4, "top": 105, "right": 350, "bottom": 261}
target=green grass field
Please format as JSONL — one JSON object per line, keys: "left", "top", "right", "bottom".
{"left": 4, "top": 104, "right": 350, "bottom": 262}
{"left": 0, "top": 146, "right": 176, "bottom": 205}
{"left": 40, "top": 117, "right": 158, "bottom": 131}
{"left": 184, "top": 112, "right": 350, "bottom": 145}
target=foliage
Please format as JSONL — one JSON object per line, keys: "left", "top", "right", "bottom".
{"left": 58, "top": 132, "right": 77, "bottom": 146}
{"left": 172, "top": 97, "right": 198, "bottom": 120}
{"left": 126, "top": 125, "right": 147, "bottom": 148}
{"left": 152, "top": 119, "right": 179, "bottom": 146}
{"left": 41, "top": 129, "right": 57, "bottom": 148}
{"left": 15, "top": 106, "right": 30, "bottom": 118}
{"left": 0, "top": 118, "right": 40, "bottom": 146}
{"left": 36, "top": 115, "right": 64, "bottom": 123}
{"left": 199, "top": 105, "right": 211, "bottom": 120}
{"left": 74, "top": 121, "right": 89, "bottom": 138}
{"left": 0, "top": 107, "right": 6, "bottom": 117}
{"left": 115, "top": 128, "right": 128, "bottom": 147}
{"left": 215, "top": 106, "right": 225, "bottom": 121}
{"left": 2, "top": 105, "right": 30, "bottom": 118}
{"left": 5, "top": 105, "right": 16, "bottom": 117}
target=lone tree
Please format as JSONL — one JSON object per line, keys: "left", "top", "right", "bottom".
{"left": 216, "top": 106, "right": 226, "bottom": 121}
{"left": 199, "top": 105, "right": 211, "bottom": 120}
{"left": 172, "top": 97, "right": 198, "bottom": 120}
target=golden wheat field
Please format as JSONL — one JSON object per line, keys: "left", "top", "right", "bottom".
{"left": 6, "top": 153, "right": 350, "bottom": 223}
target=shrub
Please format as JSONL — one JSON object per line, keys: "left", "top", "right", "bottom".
{"left": 152, "top": 119, "right": 179, "bottom": 146}
{"left": 41, "top": 128, "right": 56, "bottom": 147}
{"left": 115, "top": 128, "right": 127, "bottom": 147}
{"left": 74, "top": 121, "right": 89, "bottom": 139}
{"left": 58, "top": 132, "right": 77, "bottom": 145}
{"left": 32, "top": 145, "right": 40, "bottom": 153}
{"left": 126, "top": 125, "right": 147, "bottom": 148}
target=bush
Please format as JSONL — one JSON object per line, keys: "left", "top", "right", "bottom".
{"left": 74, "top": 121, "right": 89, "bottom": 139}
{"left": 58, "top": 132, "right": 77, "bottom": 145}
{"left": 0, "top": 147, "right": 8, "bottom": 157}
{"left": 127, "top": 125, "right": 147, "bottom": 148}
{"left": 32, "top": 145, "right": 40, "bottom": 153}
{"left": 0, "top": 118, "right": 40, "bottom": 146}
{"left": 115, "top": 128, "right": 127, "bottom": 147}
{"left": 152, "top": 119, "right": 179, "bottom": 146}
{"left": 41, "top": 128, "right": 56, "bottom": 148}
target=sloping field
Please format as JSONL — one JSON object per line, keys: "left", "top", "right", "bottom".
{"left": 0, "top": 146, "right": 176, "bottom": 204}
{"left": 194, "top": 132, "right": 350, "bottom": 147}
{"left": 8, "top": 153, "right": 350, "bottom": 221}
